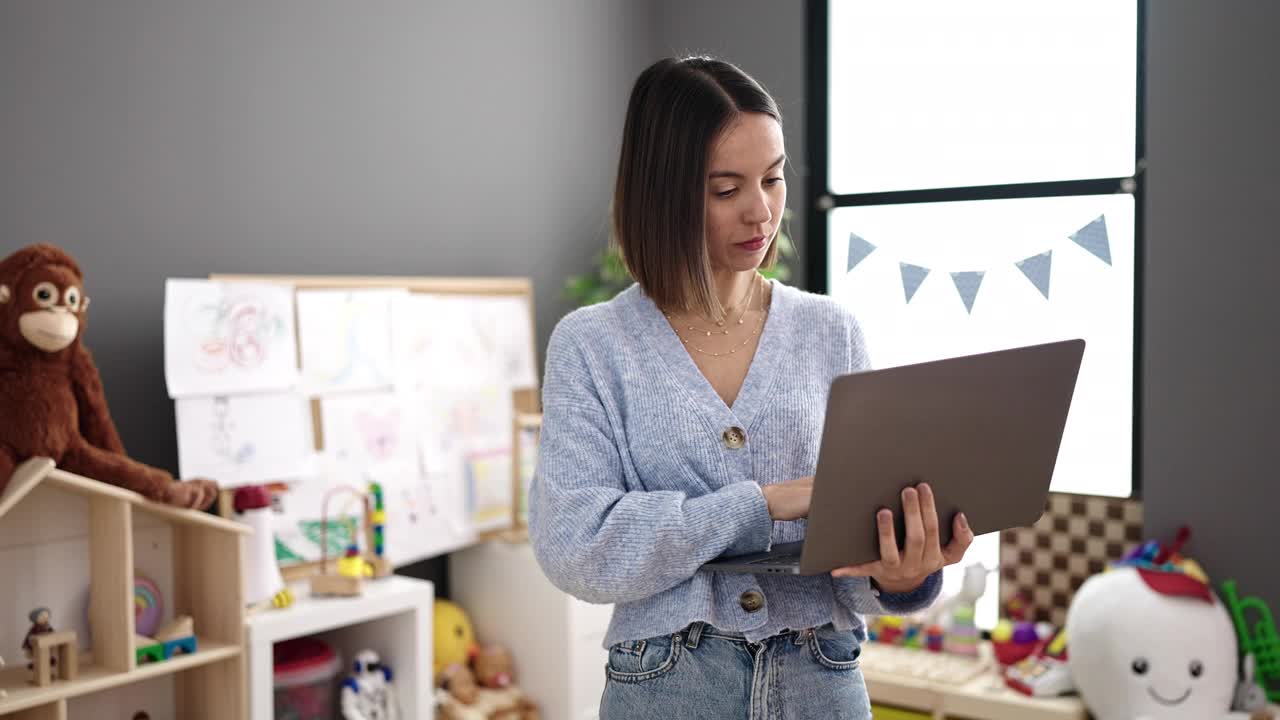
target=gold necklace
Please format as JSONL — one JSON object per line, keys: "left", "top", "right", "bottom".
{"left": 667, "top": 277, "right": 770, "bottom": 359}
{"left": 668, "top": 275, "right": 758, "bottom": 337}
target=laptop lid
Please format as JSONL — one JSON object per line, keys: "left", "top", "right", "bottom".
{"left": 797, "top": 339, "right": 1085, "bottom": 575}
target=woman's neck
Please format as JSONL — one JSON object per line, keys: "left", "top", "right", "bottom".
{"left": 708, "top": 270, "right": 760, "bottom": 319}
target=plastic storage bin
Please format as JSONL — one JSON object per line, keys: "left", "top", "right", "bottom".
{"left": 274, "top": 636, "right": 341, "bottom": 720}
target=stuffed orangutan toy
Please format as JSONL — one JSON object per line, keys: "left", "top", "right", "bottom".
{"left": 0, "top": 244, "right": 218, "bottom": 509}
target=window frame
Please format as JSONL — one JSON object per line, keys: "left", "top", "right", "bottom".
{"left": 805, "top": 0, "right": 1148, "bottom": 499}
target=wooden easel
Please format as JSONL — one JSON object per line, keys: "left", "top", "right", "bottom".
{"left": 208, "top": 274, "right": 540, "bottom": 582}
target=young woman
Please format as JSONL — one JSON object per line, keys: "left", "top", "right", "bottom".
{"left": 530, "top": 56, "right": 974, "bottom": 719}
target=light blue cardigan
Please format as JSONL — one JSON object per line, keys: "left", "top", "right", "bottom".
{"left": 530, "top": 280, "right": 941, "bottom": 648}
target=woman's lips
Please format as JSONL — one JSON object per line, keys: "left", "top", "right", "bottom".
{"left": 737, "top": 236, "right": 767, "bottom": 251}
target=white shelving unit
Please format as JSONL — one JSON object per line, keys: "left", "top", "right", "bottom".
{"left": 450, "top": 541, "right": 612, "bottom": 720}
{"left": 244, "top": 575, "right": 434, "bottom": 720}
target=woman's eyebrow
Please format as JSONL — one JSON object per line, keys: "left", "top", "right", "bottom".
{"left": 708, "top": 154, "right": 787, "bottom": 180}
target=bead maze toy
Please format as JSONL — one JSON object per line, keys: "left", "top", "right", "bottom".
{"left": 310, "top": 482, "right": 394, "bottom": 597}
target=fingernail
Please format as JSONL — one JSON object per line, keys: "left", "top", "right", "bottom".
{"left": 879, "top": 509, "right": 892, "bottom": 521}
{"left": 959, "top": 512, "right": 969, "bottom": 529}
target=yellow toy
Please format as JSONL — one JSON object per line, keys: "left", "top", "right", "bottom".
{"left": 434, "top": 599, "right": 478, "bottom": 678}
{"left": 310, "top": 483, "right": 392, "bottom": 597}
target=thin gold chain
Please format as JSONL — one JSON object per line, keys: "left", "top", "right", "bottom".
{"left": 666, "top": 276, "right": 770, "bottom": 359}
{"left": 679, "top": 276, "right": 757, "bottom": 336}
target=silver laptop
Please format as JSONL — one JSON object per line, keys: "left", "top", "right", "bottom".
{"left": 702, "top": 339, "right": 1085, "bottom": 576}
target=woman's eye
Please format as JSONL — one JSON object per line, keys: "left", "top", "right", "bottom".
{"left": 765, "top": 177, "right": 784, "bottom": 186}
{"left": 715, "top": 188, "right": 736, "bottom": 198}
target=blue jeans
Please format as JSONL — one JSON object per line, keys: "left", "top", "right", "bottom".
{"left": 599, "top": 622, "right": 872, "bottom": 720}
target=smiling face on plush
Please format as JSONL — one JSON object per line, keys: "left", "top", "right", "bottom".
{"left": 1066, "top": 566, "right": 1238, "bottom": 720}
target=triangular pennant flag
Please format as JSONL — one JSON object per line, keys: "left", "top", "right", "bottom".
{"left": 950, "top": 271, "right": 986, "bottom": 314}
{"left": 1070, "top": 215, "right": 1112, "bottom": 265}
{"left": 899, "top": 262, "right": 930, "bottom": 303}
{"left": 1015, "top": 250, "right": 1053, "bottom": 299}
{"left": 847, "top": 233, "right": 877, "bottom": 272}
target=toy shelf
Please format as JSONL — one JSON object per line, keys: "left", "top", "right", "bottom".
{"left": 0, "top": 459, "right": 249, "bottom": 720}
{"left": 243, "top": 574, "right": 433, "bottom": 720}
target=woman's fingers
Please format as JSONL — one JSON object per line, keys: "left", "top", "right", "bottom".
{"left": 901, "top": 486, "right": 925, "bottom": 568}
{"left": 943, "top": 512, "right": 975, "bottom": 565}
{"left": 918, "top": 483, "right": 944, "bottom": 567}
{"left": 876, "top": 508, "right": 902, "bottom": 569}
{"left": 831, "top": 561, "right": 881, "bottom": 578}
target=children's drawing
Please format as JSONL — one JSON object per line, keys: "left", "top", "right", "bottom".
{"left": 164, "top": 279, "right": 298, "bottom": 398}
{"left": 395, "top": 294, "right": 537, "bottom": 392}
{"left": 175, "top": 392, "right": 315, "bottom": 488}
{"left": 297, "top": 289, "right": 404, "bottom": 395}
{"left": 319, "top": 391, "right": 419, "bottom": 474}
{"left": 416, "top": 382, "right": 513, "bottom": 533}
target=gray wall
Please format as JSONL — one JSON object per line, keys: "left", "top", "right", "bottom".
{"left": 1, "top": 0, "right": 652, "bottom": 472}
{"left": 653, "top": 0, "right": 810, "bottom": 285}
{"left": 1143, "top": 1, "right": 1279, "bottom": 610}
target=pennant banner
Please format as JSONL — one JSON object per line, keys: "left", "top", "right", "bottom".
{"left": 950, "top": 271, "right": 986, "bottom": 314}
{"left": 847, "top": 233, "right": 877, "bottom": 271}
{"left": 1016, "top": 250, "right": 1053, "bottom": 299}
{"left": 899, "top": 262, "right": 930, "bottom": 303}
{"left": 847, "top": 215, "right": 1107, "bottom": 312}
{"left": 1069, "top": 215, "right": 1112, "bottom": 266}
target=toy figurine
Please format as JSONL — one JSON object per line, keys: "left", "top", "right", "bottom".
{"left": 341, "top": 649, "right": 399, "bottom": 720}
{"left": 23, "top": 607, "right": 54, "bottom": 664}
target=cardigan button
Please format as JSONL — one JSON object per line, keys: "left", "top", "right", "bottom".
{"left": 739, "top": 590, "right": 765, "bottom": 613}
{"left": 722, "top": 426, "right": 746, "bottom": 449}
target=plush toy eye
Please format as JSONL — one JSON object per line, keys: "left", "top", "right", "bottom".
{"left": 1132, "top": 658, "right": 1150, "bottom": 675}
{"left": 1189, "top": 660, "right": 1204, "bottom": 678}
{"left": 33, "top": 282, "right": 59, "bottom": 308}
{"left": 64, "top": 287, "right": 81, "bottom": 310}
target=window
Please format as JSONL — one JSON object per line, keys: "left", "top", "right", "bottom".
{"left": 809, "top": 0, "right": 1144, "bottom": 627}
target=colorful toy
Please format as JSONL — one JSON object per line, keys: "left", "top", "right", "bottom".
{"left": 1222, "top": 579, "right": 1280, "bottom": 704}
{"left": 944, "top": 604, "right": 980, "bottom": 657}
{"left": 341, "top": 649, "right": 400, "bottom": 720}
{"left": 0, "top": 244, "right": 219, "bottom": 508}
{"left": 1066, "top": 528, "right": 1242, "bottom": 719}
{"left": 134, "top": 573, "right": 165, "bottom": 636}
{"left": 1005, "top": 626, "right": 1074, "bottom": 697}
{"left": 311, "top": 483, "right": 394, "bottom": 597}
{"left": 134, "top": 615, "right": 197, "bottom": 666}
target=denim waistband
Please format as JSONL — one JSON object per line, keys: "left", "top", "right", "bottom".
{"left": 683, "top": 621, "right": 828, "bottom": 648}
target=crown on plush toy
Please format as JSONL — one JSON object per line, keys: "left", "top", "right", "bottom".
{"left": 1113, "top": 526, "right": 1214, "bottom": 603}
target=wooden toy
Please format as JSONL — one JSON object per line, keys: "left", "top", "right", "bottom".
{"left": 31, "top": 631, "right": 79, "bottom": 686}
{"left": 310, "top": 484, "right": 394, "bottom": 597}
{"left": 134, "top": 615, "right": 199, "bottom": 665}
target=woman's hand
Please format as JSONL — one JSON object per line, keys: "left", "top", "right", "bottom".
{"left": 830, "top": 483, "right": 974, "bottom": 594}
{"left": 760, "top": 476, "right": 813, "bottom": 521}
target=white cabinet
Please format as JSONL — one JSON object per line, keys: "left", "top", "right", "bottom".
{"left": 243, "top": 575, "right": 434, "bottom": 720}
{"left": 450, "top": 541, "right": 612, "bottom": 720}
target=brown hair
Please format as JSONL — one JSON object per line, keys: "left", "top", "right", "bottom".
{"left": 612, "top": 57, "right": 783, "bottom": 316}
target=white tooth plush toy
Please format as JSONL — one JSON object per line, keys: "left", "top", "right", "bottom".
{"left": 1066, "top": 528, "right": 1260, "bottom": 720}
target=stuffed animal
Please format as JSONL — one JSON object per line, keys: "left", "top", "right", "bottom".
{"left": 435, "top": 646, "right": 539, "bottom": 720}
{"left": 434, "top": 600, "right": 478, "bottom": 678}
{"left": 0, "top": 244, "right": 217, "bottom": 508}
{"left": 1066, "top": 529, "right": 1262, "bottom": 720}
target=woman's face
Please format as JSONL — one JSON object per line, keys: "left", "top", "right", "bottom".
{"left": 704, "top": 112, "right": 787, "bottom": 274}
